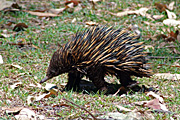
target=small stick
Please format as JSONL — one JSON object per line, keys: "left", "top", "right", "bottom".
{"left": 63, "top": 98, "right": 97, "bottom": 120}
{"left": 148, "top": 56, "right": 180, "bottom": 59}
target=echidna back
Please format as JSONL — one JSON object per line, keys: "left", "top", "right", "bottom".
{"left": 63, "top": 26, "right": 151, "bottom": 77}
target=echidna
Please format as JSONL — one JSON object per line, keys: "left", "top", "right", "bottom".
{"left": 40, "top": 26, "right": 151, "bottom": 91}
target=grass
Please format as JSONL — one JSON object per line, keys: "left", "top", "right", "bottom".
{"left": 0, "top": 0, "right": 180, "bottom": 119}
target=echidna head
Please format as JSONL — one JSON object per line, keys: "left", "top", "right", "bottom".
{"left": 40, "top": 50, "right": 65, "bottom": 84}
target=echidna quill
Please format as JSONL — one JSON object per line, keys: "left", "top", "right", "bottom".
{"left": 40, "top": 26, "right": 152, "bottom": 91}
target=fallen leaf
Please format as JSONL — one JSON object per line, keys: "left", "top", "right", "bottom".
{"left": 167, "top": 1, "right": 175, "bottom": 10}
{"left": 153, "top": 73, "right": 180, "bottom": 80}
{"left": 49, "top": 7, "right": 67, "bottom": 14}
{"left": 134, "top": 99, "right": 168, "bottom": 111}
{"left": 89, "top": 0, "right": 101, "bottom": 3}
{"left": 10, "top": 64, "right": 23, "bottom": 69}
{"left": 27, "top": 96, "right": 35, "bottom": 105}
{"left": 0, "top": 55, "right": 3, "bottom": 64}
{"left": 107, "top": 7, "right": 154, "bottom": 20}
{"left": 116, "top": 105, "right": 132, "bottom": 112}
{"left": 173, "top": 48, "right": 180, "bottom": 54}
{"left": 74, "top": 4, "right": 83, "bottom": 12}
{"left": 65, "top": 0, "right": 80, "bottom": 7}
{"left": 24, "top": 10, "right": 60, "bottom": 17}
{"left": 144, "top": 45, "right": 154, "bottom": 50}
{"left": 71, "top": 18, "right": 77, "bottom": 23}
{"left": 53, "top": 103, "right": 72, "bottom": 108}
{"left": 144, "top": 99, "right": 161, "bottom": 110}
{"left": 45, "top": 83, "right": 58, "bottom": 96}
{"left": 152, "top": 15, "right": 164, "bottom": 20}
{"left": 166, "top": 36, "right": 176, "bottom": 42}
{"left": 35, "top": 93, "right": 52, "bottom": 101}
{"left": 13, "top": 23, "right": 28, "bottom": 32}
{"left": 155, "top": 3, "right": 167, "bottom": 13}
{"left": 144, "top": 99, "right": 168, "bottom": 111}
{"left": 15, "top": 108, "right": 36, "bottom": 120}
{"left": 177, "top": 31, "right": 180, "bottom": 42}
{"left": 85, "top": 21, "right": 98, "bottom": 26}
{"left": 2, "top": 107, "right": 23, "bottom": 114}
{"left": 10, "top": 82, "right": 23, "bottom": 89}
{"left": 98, "top": 112, "right": 142, "bottom": 120}
{"left": 147, "top": 91, "right": 164, "bottom": 103}
{"left": 169, "top": 30, "right": 178, "bottom": 39}
{"left": 11, "top": 2, "right": 21, "bottom": 9}
{"left": 130, "top": 24, "right": 141, "bottom": 37}
{"left": 0, "top": 0, "right": 14, "bottom": 10}
{"left": 143, "top": 21, "right": 163, "bottom": 26}
{"left": 163, "top": 19, "right": 180, "bottom": 27}
{"left": 165, "top": 9, "right": 177, "bottom": 19}
{"left": 66, "top": 2, "right": 75, "bottom": 8}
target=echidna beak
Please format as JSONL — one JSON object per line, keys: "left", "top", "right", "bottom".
{"left": 40, "top": 76, "right": 49, "bottom": 84}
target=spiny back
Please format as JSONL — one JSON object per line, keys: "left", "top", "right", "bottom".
{"left": 60, "top": 26, "right": 150, "bottom": 77}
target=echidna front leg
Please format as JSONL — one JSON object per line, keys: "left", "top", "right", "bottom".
{"left": 66, "top": 71, "right": 82, "bottom": 91}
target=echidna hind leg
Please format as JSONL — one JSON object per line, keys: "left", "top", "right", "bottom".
{"left": 66, "top": 71, "right": 81, "bottom": 91}
{"left": 89, "top": 74, "right": 107, "bottom": 91}
{"left": 117, "top": 71, "right": 137, "bottom": 87}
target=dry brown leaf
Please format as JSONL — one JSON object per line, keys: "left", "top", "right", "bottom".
{"left": 153, "top": 73, "right": 180, "bottom": 80}
{"left": 165, "top": 9, "right": 177, "bottom": 19}
{"left": 24, "top": 10, "right": 60, "bottom": 17}
{"left": 144, "top": 99, "right": 168, "bottom": 111}
{"left": 134, "top": 99, "right": 168, "bottom": 111}
{"left": 177, "top": 31, "right": 180, "bottom": 42}
{"left": 13, "top": 23, "right": 28, "bottom": 32}
{"left": 144, "top": 99, "right": 161, "bottom": 110}
{"left": 53, "top": 103, "right": 72, "bottom": 108}
{"left": 169, "top": 30, "right": 178, "bottom": 39}
{"left": 155, "top": 3, "right": 167, "bottom": 13}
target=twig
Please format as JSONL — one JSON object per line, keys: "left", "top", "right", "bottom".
{"left": 148, "top": 56, "right": 180, "bottom": 59}
{"left": 151, "top": 109, "right": 174, "bottom": 114}
{"left": 63, "top": 98, "right": 97, "bottom": 120}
